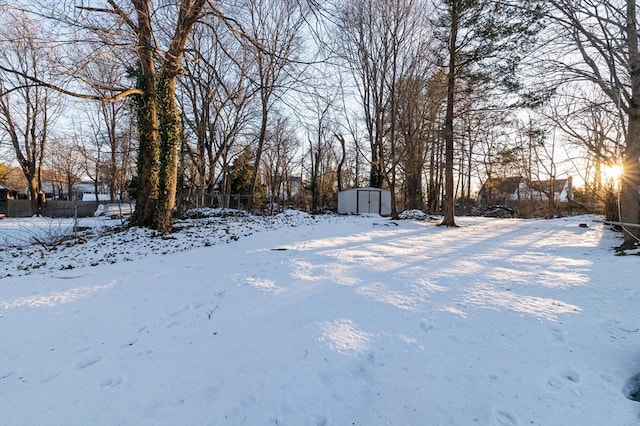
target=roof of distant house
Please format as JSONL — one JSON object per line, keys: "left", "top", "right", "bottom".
{"left": 481, "top": 177, "right": 571, "bottom": 195}
{"left": 481, "top": 177, "right": 521, "bottom": 195}
{"left": 0, "top": 183, "right": 18, "bottom": 192}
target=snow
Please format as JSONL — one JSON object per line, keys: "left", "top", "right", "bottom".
{"left": 1, "top": 211, "right": 639, "bottom": 425}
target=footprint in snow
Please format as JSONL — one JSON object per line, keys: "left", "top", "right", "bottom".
{"left": 119, "top": 339, "right": 138, "bottom": 349}
{"left": 562, "top": 366, "right": 581, "bottom": 383}
{"left": 315, "top": 415, "right": 329, "bottom": 426}
{"left": 420, "top": 319, "right": 434, "bottom": 332}
{"left": 40, "top": 372, "right": 60, "bottom": 383}
{"left": 548, "top": 366, "right": 582, "bottom": 393}
{"left": 0, "top": 371, "right": 15, "bottom": 380}
{"left": 549, "top": 325, "right": 567, "bottom": 343}
{"left": 317, "top": 370, "right": 332, "bottom": 387}
{"left": 492, "top": 408, "right": 519, "bottom": 426}
{"left": 74, "top": 355, "right": 102, "bottom": 370}
{"left": 100, "top": 377, "right": 123, "bottom": 388}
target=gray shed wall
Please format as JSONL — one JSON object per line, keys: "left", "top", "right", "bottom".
{"left": 338, "top": 188, "right": 391, "bottom": 216}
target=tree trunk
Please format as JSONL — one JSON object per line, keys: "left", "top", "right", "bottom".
{"left": 310, "top": 141, "right": 321, "bottom": 212}
{"left": 131, "top": 0, "right": 159, "bottom": 228}
{"left": 369, "top": 147, "right": 383, "bottom": 188}
{"left": 440, "top": 2, "right": 458, "bottom": 227}
{"left": 620, "top": 114, "right": 640, "bottom": 246}
{"left": 619, "top": 0, "right": 640, "bottom": 247}
{"left": 131, "top": 74, "right": 159, "bottom": 228}
{"left": 249, "top": 101, "right": 269, "bottom": 212}
{"left": 336, "top": 133, "right": 346, "bottom": 193}
{"left": 28, "top": 175, "right": 38, "bottom": 212}
{"left": 155, "top": 70, "right": 182, "bottom": 233}
{"left": 130, "top": 0, "right": 205, "bottom": 231}
{"left": 406, "top": 165, "right": 424, "bottom": 211}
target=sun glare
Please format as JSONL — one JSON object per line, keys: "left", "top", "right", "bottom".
{"left": 604, "top": 164, "right": 623, "bottom": 181}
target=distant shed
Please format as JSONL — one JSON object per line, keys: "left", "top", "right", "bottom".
{"left": 338, "top": 187, "right": 391, "bottom": 216}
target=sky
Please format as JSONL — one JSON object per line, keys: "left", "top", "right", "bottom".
{"left": 0, "top": 210, "right": 639, "bottom": 425}
{"left": 1, "top": 0, "right": 607, "bottom": 201}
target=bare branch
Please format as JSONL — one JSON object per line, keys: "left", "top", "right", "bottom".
{"left": 0, "top": 64, "right": 141, "bottom": 102}
{"left": 105, "top": 0, "right": 138, "bottom": 32}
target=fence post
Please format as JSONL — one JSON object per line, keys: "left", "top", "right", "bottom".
{"left": 73, "top": 204, "right": 79, "bottom": 235}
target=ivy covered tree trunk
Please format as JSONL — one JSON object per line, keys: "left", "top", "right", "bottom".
{"left": 129, "top": 0, "right": 205, "bottom": 233}
{"left": 131, "top": 72, "right": 159, "bottom": 228}
{"left": 155, "top": 70, "right": 182, "bottom": 234}
{"left": 130, "top": 0, "right": 159, "bottom": 229}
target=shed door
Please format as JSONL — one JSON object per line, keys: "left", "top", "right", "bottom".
{"left": 357, "top": 190, "right": 381, "bottom": 214}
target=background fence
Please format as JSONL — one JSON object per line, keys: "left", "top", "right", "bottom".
{"left": 5, "top": 200, "right": 113, "bottom": 218}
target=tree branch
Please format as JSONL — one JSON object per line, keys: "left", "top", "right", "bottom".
{"left": 0, "top": 64, "right": 141, "bottom": 103}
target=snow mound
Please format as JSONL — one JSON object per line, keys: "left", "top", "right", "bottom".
{"left": 180, "top": 207, "right": 250, "bottom": 218}
{"left": 273, "top": 209, "right": 313, "bottom": 223}
{"left": 0, "top": 209, "right": 336, "bottom": 278}
{"left": 399, "top": 209, "right": 428, "bottom": 220}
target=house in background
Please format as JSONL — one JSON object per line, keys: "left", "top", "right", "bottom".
{"left": 529, "top": 177, "right": 573, "bottom": 203}
{"left": 477, "top": 176, "right": 573, "bottom": 213}
{"left": 0, "top": 183, "right": 19, "bottom": 215}
{"left": 287, "top": 176, "right": 303, "bottom": 199}
{"left": 477, "top": 177, "right": 522, "bottom": 208}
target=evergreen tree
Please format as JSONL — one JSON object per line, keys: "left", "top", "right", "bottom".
{"left": 228, "top": 148, "right": 264, "bottom": 210}
{"left": 229, "top": 148, "right": 255, "bottom": 196}
{"left": 433, "top": 0, "right": 543, "bottom": 226}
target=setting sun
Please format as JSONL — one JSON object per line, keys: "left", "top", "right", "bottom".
{"left": 604, "top": 164, "right": 624, "bottom": 182}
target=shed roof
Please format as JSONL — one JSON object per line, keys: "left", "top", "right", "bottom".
{"left": 340, "top": 187, "right": 389, "bottom": 192}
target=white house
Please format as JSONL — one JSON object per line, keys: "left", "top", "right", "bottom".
{"left": 477, "top": 176, "right": 573, "bottom": 208}
{"left": 338, "top": 187, "right": 391, "bottom": 216}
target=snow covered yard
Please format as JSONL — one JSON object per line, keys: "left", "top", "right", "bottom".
{"left": 0, "top": 212, "right": 638, "bottom": 425}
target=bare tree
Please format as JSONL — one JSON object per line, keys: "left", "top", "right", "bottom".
{"left": 261, "top": 115, "right": 299, "bottom": 213}
{"left": 0, "top": 9, "right": 64, "bottom": 208}
{"left": 336, "top": 0, "right": 408, "bottom": 190}
{"left": 334, "top": 71, "right": 368, "bottom": 191}
{"left": 544, "top": 87, "right": 624, "bottom": 212}
{"left": 395, "top": 69, "right": 445, "bottom": 211}
{"left": 178, "top": 18, "right": 257, "bottom": 209}
{"left": 299, "top": 88, "right": 339, "bottom": 212}
{"left": 544, "top": 0, "right": 639, "bottom": 247}
{"left": 46, "top": 137, "right": 83, "bottom": 201}
{"left": 456, "top": 93, "right": 505, "bottom": 214}
{"left": 79, "top": 58, "right": 134, "bottom": 202}
{"left": 234, "top": 0, "right": 307, "bottom": 212}
{"left": 335, "top": 0, "right": 432, "bottom": 218}
{"left": 7, "top": 0, "right": 207, "bottom": 231}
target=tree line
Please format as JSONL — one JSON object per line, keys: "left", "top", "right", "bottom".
{"left": 0, "top": 0, "right": 638, "bottom": 247}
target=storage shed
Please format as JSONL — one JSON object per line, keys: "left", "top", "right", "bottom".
{"left": 338, "top": 187, "right": 391, "bottom": 216}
